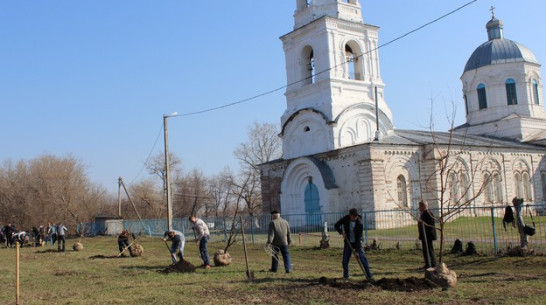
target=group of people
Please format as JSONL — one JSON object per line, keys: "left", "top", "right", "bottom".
{"left": 260, "top": 200, "right": 438, "bottom": 281}
{"left": 1, "top": 222, "right": 68, "bottom": 251}
{"left": 162, "top": 215, "right": 211, "bottom": 268}
{"left": 145, "top": 202, "right": 438, "bottom": 280}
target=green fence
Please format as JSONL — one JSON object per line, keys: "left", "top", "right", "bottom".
{"left": 78, "top": 204, "right": 545, "bottom": 255}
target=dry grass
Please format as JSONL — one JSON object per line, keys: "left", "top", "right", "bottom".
{"left": 0, "top": 236, "right": 545, "bottom": 304}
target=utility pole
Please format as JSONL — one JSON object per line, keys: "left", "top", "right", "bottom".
{"left": 118, "top": 177, "right": 122, "bottom": 218}
{"left": 163, "top": 112, "right": 178, "bottom": 230}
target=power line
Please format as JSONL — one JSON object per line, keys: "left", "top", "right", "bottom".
{"left": 128, "top": 0, "right": 479, "bottom": 184}
{"left": 175, "top": 0, "right": 479, "bottom": 118}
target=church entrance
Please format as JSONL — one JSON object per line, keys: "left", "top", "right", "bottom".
{"left": 304, "top": 180, "right": 321, "bottom": 228}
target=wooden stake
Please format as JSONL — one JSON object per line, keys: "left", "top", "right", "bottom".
{"left": 16, "top": 242, "right": 20, "bottom": 305}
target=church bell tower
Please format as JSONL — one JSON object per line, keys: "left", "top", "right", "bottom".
{"left": 280, "top": 0, "right": 394, "bottom": 159}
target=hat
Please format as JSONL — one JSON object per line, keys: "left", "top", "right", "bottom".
{"left": 271, "top": 210, "right": 280, "bottom": 215}
{"left": 349, "top": 208, "right": 358, "bottom": 216}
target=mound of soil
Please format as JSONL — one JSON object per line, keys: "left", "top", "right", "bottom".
{"left": 317, "top": 276, "right": 437, "bottom": 292}
{"left": 158, "top": 260, "right": 196, "bottom": 274}
{"left": 36, "top": 249, "right": 59, "bottom": 254}
{"left": 89, "top": 255, "right": 123, "bottom": 259}
{"left": 375, "top": 277, "right": 438, "bottom": 292}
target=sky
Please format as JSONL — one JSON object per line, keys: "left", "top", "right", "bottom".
{"left": 1, "top": 0, "right": 545, "bottom": 195}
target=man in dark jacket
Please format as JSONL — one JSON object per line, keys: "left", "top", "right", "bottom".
{"left": 418, "top": 200, "right": 437, "bottom": 269}
{"left": 117, "top": 230, "right": 135, "bottom": 257}
{"left": 335, "top": 208, "right": 373, "bottom": 280}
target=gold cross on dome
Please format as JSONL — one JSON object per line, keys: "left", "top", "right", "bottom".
{"left": 490, "top": 6, "right": 495, "bottom": 18}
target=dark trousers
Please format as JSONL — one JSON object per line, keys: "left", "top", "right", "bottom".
{"left": 118, "top": 239, "right": 132, "bottom": 254}
{"left": 421, "top": 238, "right": 436, "bottom": 268}
{"left": 199, "top": 236, "right": 210, "bottom": 266}
{"left": 270, "top": 245, "right": 291, "bottom": 272}
{"left": 57, "top": 235, "right": 65, "bottom": 251}
{"left": 342, "top": 242, "right": 372, "bottom": 279}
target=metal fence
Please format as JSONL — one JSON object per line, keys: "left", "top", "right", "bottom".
{"left": 78, "top": 204, "right": 546, "bottom": 255}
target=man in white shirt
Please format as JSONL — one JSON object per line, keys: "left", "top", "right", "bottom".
{"left": 189, "top": 216, "right": 211, "bottom": 269}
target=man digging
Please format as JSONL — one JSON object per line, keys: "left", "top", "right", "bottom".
{"left": 163, "top": 230, "right": 185, "bottom": 265}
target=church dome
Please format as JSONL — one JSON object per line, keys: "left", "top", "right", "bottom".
{"left": 463, "top": 17, "right": 540, "bottom": 73}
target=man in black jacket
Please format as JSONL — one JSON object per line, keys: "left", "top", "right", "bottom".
{"left": 334, "top": 208, "right": 373, "bottom": 280}
{"left": 418, "top": 200, "right": 437, "bottom": 269}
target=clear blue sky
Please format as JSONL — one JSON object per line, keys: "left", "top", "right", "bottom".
{"left": 1, "top": 0, "right": 544, "bottom": 194}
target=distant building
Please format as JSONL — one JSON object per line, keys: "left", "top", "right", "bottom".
{"left": 259, "top": 0, "right": 546, "bottom": 227}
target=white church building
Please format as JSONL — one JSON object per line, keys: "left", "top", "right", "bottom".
{"left": 259, "top": 0, "right": 546, "bottom": 227}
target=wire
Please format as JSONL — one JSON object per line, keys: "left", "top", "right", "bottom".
{"left": 130, "top": 123, "right": 164, "bottom": 184}
{"left": 174, "top": 0, "right": 479, "bottom": 118}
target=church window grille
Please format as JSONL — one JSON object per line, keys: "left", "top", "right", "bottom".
{"left": 505, "top": 79, "right": 518, "bottom": 105}
{"left": 533, "top": 79, "right": 540, "bottom": 105}
{"left": 477, "top": 84, "right": 487, "bottom": 109}
{"left": 396, "top": 175, "right": 408, "bottom": 207}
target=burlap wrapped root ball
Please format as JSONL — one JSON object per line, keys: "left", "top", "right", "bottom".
{"left": 213, "top": 249, "right": 232, "bottom": 266}
{"left": 131, "top": 244, "right": 143, "bottom": 257}
{"left": 72, "top": 242, "right": 84, "bottom": 251}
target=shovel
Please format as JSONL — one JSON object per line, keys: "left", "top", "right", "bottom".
{"left": 163, "top": 239, "right": 177, "bottom": 265}
{"left": 240, "top": 217, "right": 254, "bottom": 281}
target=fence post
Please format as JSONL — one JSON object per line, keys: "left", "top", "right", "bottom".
{"left": 363, "top": 212, "right": 369, "bottom": 245}
{"left": 250, "top": 215, "right": 255, "bottom": 244}
{"left": 223, "top": 220, "right": 227, "bottom": 243}
{"left": 490, "top": 207, "right": 498, "bottom": 255}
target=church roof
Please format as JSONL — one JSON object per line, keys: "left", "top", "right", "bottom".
{"left": 463, "top": 16, "right": 539, "bottom": 73}
{"left": 380, "top": 129, "right": 546, "bottom": 150}
{"left": 463, "top": 39, "right": 539, "bottom": 72}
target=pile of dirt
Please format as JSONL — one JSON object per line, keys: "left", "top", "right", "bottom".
{"left": 317, "top": 276, "right": 437, "bottom": 292}
{"left": 89, "top": 255, "right": 122, "bottom": 259}
{"left": 375, "top": 277, "right": 438, "bottom": 292}
{"left": 158, "top": 260, "right": 196, "bottom": 274}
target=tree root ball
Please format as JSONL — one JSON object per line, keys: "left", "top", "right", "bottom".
{"left": 131, "top": 244, "right": 143, "bottom": 257}
{"left": 425, "top": 263, "right": 457, "bottom": 288}
{"left": 72, "top": 242, "right": 83, "bottom": 251}
{"left": 213, "top": 249, "right": 232, "bottom": 266}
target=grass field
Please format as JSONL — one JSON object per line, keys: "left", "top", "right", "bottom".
{"left": 1, "top": 236, "right": 545, "bottom": 305}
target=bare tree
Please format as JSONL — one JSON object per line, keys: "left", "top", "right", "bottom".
{"left": 0, "top": 154, "right": 111, "bottom": 231}
{"left": 233, "top": 121, "right": 281, "bottom": 216}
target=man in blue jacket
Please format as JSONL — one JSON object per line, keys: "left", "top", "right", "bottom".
{"left": 163, "top": 230, "right": 185, "bottom": 265}
{"left": 334, "top": 208, "right": 373, "bottom": 280}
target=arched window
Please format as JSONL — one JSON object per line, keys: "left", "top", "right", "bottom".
{"left": 464, "top": 95, "right": 469, "bottom": 115}
{"left": 522, "top": 172, "right": 532, "bottom": 200}
{"left": 301, "top": 46, "right": 315, "bottom": 86}
{"left": 484, "top": 173, "right": 493, "bottom": 203}
{"left": 477, "top": 83, "right": 487, "bottom": 109}
{"left": 514, "top": 172, "right": 523, "bottom": 199}
{"left": 396, "top": 175, "right": 408, "bottom": 207}
{"left": 491, "top": 173, "right": 503, "bottom": 203}
{"left": 448, "top": 172, "right": 459, "bottom": 203}
{"left": 505, "top": 79, "right": 518, "bottom": 105}
{"left": 460, "top": 173, "right": 470, "bottom": 202}
{"left": 345, "top": 43, "right": 363, "bottom": 80}
{"left": 533, "top": 79, "right": 540, "bottom": 105}
{"left": 541, "top": 172, "right": 546, "bottom": 200}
